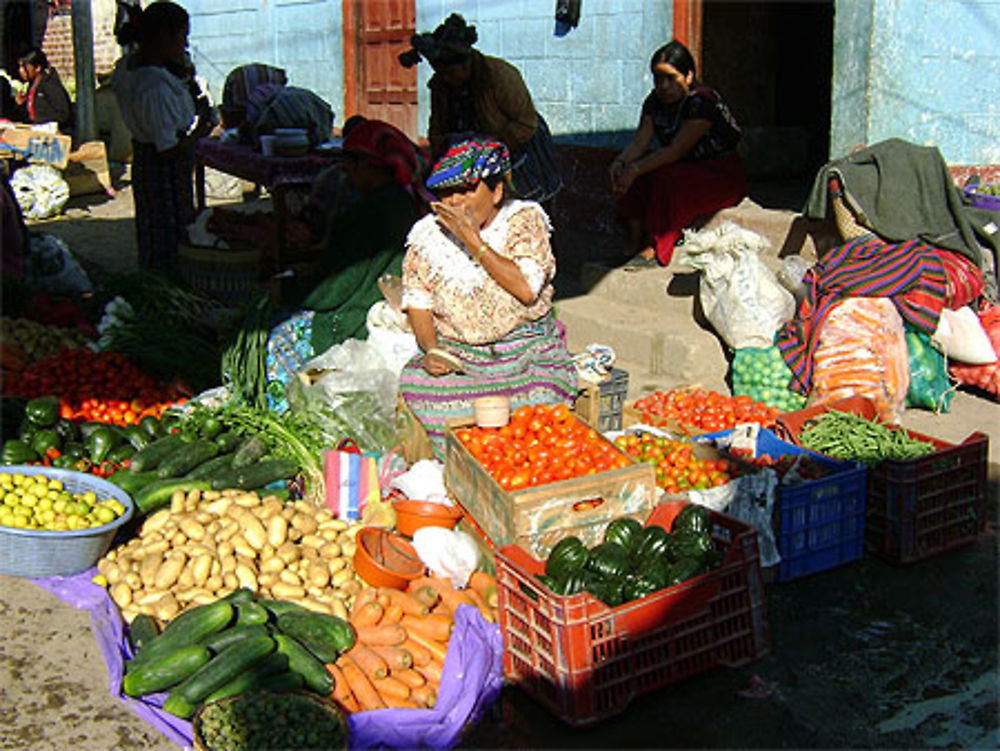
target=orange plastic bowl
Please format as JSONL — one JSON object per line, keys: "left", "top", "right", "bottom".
{"left": 353, "top": 527, "right": 426, "bottom": 589}
{"left": 392, "top": 500, "right": 464, "bottom": 538}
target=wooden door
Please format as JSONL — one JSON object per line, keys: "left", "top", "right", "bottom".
{"left": 342, "top": 0, "right": 418, "bottom": 140}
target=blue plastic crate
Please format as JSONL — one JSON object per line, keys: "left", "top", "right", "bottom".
{"left": 697, "top": 428, "right": 868, "bottom": 582}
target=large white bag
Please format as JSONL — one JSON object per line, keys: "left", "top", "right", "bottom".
{"left": 676, "top": 222, "right": 795, "bottom": 349}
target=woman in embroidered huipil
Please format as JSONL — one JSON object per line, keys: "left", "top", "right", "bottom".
{"left": 398, "top": 136, "right": 577, "bottom": 456}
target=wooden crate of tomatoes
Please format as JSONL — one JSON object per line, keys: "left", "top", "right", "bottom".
{"left": 624, "top": 388, "right": 781, "bottom": 436}
{"left": 444, "top": 404, "right": 658, "bottom": 558}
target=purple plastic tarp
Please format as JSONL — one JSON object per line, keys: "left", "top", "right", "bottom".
{"left": 32, "top": 570, "right": 503, "bottom": 750}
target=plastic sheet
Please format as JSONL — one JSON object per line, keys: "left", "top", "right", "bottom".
{"left": 905, "top": 327, "right": 954, "bottom": 412}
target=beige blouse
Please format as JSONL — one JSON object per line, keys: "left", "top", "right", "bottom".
{"left": 401, "top": 200, "right": 555, "bottom": 345}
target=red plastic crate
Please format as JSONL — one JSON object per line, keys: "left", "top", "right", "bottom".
{"left": 495, "top": 501, "right": 770, "bottom": 726}
{"left": 866, "top": 430, "right": 988, "bottom": 564}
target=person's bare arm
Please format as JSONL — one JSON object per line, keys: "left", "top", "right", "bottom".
{"left": 406, "top": 307, "right": 453, "bottom": 376}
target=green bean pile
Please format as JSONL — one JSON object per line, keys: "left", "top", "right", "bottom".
{"left": 799, "top": 410, "right": 935, "bottom": 465}
{"left": 196, "top": 691, "right": 347, "bottom": 751}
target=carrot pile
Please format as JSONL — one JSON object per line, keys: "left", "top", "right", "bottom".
{"left": 328, "top": 572, "right": 499, "bottom": 712}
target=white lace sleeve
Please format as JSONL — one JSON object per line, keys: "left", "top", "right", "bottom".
{"left": 514, "top": 257, "right": 546, "bottom": 297}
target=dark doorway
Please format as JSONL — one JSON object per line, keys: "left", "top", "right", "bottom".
{"left": 2, "top": 0, "right": 49, "bottom": 77}
{"left": 701, "top": 1, "right": 833, "bottom": 191}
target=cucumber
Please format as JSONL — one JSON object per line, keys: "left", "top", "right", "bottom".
{"left": 275, "top": 611, "right": 356, "bottom": 662}
{"left": 221, "top": 588, "right": 256, "bottom": 604}
{"left": 134, "top": 479, "right": 212, "bottom": 516}
{"left": 214, "top": 431, "right": 243, "bottom": 453}
{"left": 201, "top": 653, "right": 291, "bottom": 704}
{"left": 107, "top": 469, "right": 160, "bottom": 495}
{"left": 258, "top": 598, "right": 307, "bottom": 621}
{"left": 127, "top": 613, "right": 160, "bottom": 655}
{"left": 122, "top": 645, "right": 211, "bottom": 697}
{"left": 273, "top": 632, "right": 334, "bottom": 696}
{"left": 162, "top": 691, "right": 198, "bottom": 719}
{"left": 174, "top": 633, "right": 276, "bottom": 704}
{"left": 129, "top": 434, "right": 188, "bottom": 472}
{"left": 210, "top": 459, "right": 299, "bottom": 491}
{"left": 131, "top": 601, "right": 234, "bottom": 667}
{"left": 231, "top": 436, "right": 268, "bottom": 468}
{"left": 235, "top": 601, "right": 269, "bottom": 626}
{"left": 155, "top": 440, "right": 220, "bottom": 479}
{"left": 183, "top": 452, "right": 236, "bottom": 481}
{"left": 201, "top": 624, "right": 269, "bottom": 654}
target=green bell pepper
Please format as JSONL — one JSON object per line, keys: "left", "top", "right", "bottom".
{"left": 25, "top": 396, "right": 61, "bottom": 428}
{"left": 87, "top": 427, "right": 121, "bottom": 464}
{"left": 2, "top": 439, "right": 38, "bottom": 465}
{"left": 31, "top": 429, "right": 62, "bottom": 457}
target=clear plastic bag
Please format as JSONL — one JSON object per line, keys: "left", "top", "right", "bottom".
{"left": 676, "top": 222, "right": 795, "bottom": 349}
{"left": 777, "top": 255, "right": 811, "bottom": 306}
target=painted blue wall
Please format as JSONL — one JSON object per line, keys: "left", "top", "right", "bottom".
{"left": 415, "top": 1, "right": 671, "bottom": 146}
{"left": 832, "top": 0, "right": 1000, "bottom": 165}
{"left": 186, "top": 0, "right": 344, "bottom": 124}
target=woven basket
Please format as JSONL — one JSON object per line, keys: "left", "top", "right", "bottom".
{"left": 830, "top": 188, "right": 871, "bottom": 241}
{"left": 177, "top": 243, "right": 263, "bottom": 307}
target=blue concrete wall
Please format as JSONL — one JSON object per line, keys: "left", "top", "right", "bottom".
{"left": 415, "top": 0, "right": 671, "bottom": 146}
{"left": 832, "top": 0, "right": 1000, "bottom": 165}
{"left": 185, "top": 0, "right": 344, "bottom": 124}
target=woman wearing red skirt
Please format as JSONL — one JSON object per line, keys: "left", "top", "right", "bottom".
{"left": 611, "top": 40, "right": 746, "bottom": 268}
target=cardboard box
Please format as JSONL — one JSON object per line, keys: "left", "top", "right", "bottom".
{"left": 444, "top": 416, "right": 659, "bottom": 558}
{"left": 64, "top": 141, "right": 112, "bottom": 197}
{"left": 0, "top": 124, "right": 71, "bottom": 169}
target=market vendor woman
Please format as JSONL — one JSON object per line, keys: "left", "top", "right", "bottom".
{"left": 399, "top": 136, "right": 577, "bottom": 456}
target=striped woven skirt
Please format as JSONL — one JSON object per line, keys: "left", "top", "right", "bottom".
{"left": 131, "top": 140, "right": 195, "bottom": 271}
{"left": 399, "top": 314, "right": 578, "bottom": 458}
{"left": 509, "top": 115, "right": 563, "bottom": 204}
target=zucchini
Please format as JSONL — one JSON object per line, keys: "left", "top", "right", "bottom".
{"left": 155, "top": 439, "right": 220, "bottom": 479}
{"left": 107, "top": 469, "right": 160, "bottom": 495}
{"left": 235, "top": 601, "right": 269, "bottom": 626}
{"left": 258, "top": 598, "right": 307, "bottom": 621}
{"left": 273, "top": 632, "right": 334, "bottom": 696}
{"left": 174, "top": 633, "right": 276, "bottom": 704}
{"left": 122, "top": 644, "right": 211, "bottom": 697}
{"left": 129, "top": 434, "right": 188, "bottom": 472}
{"left": 201, "top": 653, "right": 291, "bottom": 704}
{"left": 202, "top": 624, "right": 270, "bottom": 654}
{"left": 162, "top": 691, "right": 198, "bottom": 719}
{"left": 214, "top": 431, "right": 243, "bottom": 453}
{"left": 210, "top": 459, "right": 298, "bottom": 491}
{"left": 231, "top": 436, "right": 268, "bottom": 468}
{"left": 221, "top": 588, "right": 256, "bottom": 605}
{"left": 127, "top": 613, "right": 160, "bottom": 655}
{"left": 183, "top": 452, "right": 236, "bottom": 481}
{"left": 134, "top": 479, "right": 212, "bottom": 516}
{"left": 275, "top": 611, "right": 355, "bottom": 662}
{"left": 131, "top": 601, "right": 234, "bottom": 667}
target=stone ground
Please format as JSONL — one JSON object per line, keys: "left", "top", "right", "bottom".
{"left": 1, "top": 173, "right": 997, "bottom": 750}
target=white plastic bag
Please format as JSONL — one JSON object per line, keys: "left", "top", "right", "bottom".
{"left": 932, "top": 306, "right": 998, "bottom": 364}
{"left": 10, "top": 164, "right": 69, "bottom": 220}
{"left": 411, "top": 527, "right": 482, "bottom": 589}
{"left": 676, "top": 222, "right": 795, "bottom": 349}
{"left": 366, "top": 300, "right": 419, "bottom": 375}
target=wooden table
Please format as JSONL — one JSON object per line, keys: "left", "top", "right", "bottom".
{"left": 194, "top": 137, "right": 341, "bottom": 271}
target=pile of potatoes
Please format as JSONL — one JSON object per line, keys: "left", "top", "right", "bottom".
{"left": 0, "top": 317, "right": 90, "bottom": 366}
{"left": 99, "top": 488, "right": 364, "bottom": 623}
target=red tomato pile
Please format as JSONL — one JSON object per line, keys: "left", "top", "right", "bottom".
{"left": 614, "top": 433, "right": 733, "bottom": 494}
{"left": 633, "top": 389, "right": 781, "bottom": 432}
{"left": 455, "top": 404, "right": 631, "bottom": 490}
{"left": 7, "top": 348, "right": 188, "bottom": 425}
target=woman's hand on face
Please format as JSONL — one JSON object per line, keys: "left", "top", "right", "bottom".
{"left": 431, "top": 201, "right": 480, "bottom": 253}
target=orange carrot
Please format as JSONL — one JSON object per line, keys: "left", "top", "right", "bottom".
{"left": 327, "top": 662, "right": 355, "bottom": 708}
{"left": 375, "top": 590, "right": 391, "bottom": 609}
{"left": 469, "top": 571, "right": 499, "bottom": 609}
{"left": 372, "top": 675, "right": 411, "bottom": 702}
{"left": 385, "top": 588, "right": 430, "bottom": 617}
{"left": 463, "top": 587, "right": 495, "bottom": 623}
{"left": 393, "top": 668, "right": 426, "bottom": 689}
{"left": 348, "top": 644, "right": 388, "bottom": 680}
{"left": 412, "top": 577, "right": 476, "bottom": 614}
{"left": 339, "top": 656, "right": 385, "bottom": 711}
{"left": 410, "top": 683, "right": 438, "bottom": 708}
{"left": 430, "top": 601, "right": 451, "bottom": 617}
{"left": 415, "top": 658, "right": 443, "bottom": 685}
{"left": 402, "top": 637, "right": 433, "bottom": 667}
{"left": 402, "top": 613, "right": 453, "bottom": 643}
{"left": 355, "top": 623, "right": 408, "bottom": 646}
{"left": 351, "top": 600, "right": 384, "bottom": 628}
{"left": 379, "top": 602, "right": 404, "bottom": 625}
{"left": 382, "top": 695, "right": 421, "bottom": 709}
{"left": 369, "top": 644, "right": 412, "bottom": 671}
{"left": 405, "top": 629, "right": 449, "bottom": 664}
{"left": 352, "top": 587, "right": 378, "bottom": 614}
{"left": 407, "top": 583, "right": 439, "bottom": 609}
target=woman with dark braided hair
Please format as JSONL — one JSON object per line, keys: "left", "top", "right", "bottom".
{"left": 399, "top": 13, "right": 562, "bottom": 205}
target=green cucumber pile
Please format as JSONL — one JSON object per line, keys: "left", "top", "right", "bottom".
{"left": 798, "top": 410, "right": 935, "bottom": 465}
{"left": 196, "top": 691, "right": 347, "bottom": 751}
{"left": 123, "top": 589, "right": 355, "bottom": 719}
{"left": 535, "top": 505, "right": 722, "bottom": 606}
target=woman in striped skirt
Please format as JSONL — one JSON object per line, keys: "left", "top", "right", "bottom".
{"left": 399, "top": 136, "right": 577, "bottom": 457}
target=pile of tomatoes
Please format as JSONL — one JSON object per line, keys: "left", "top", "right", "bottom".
{"left": 614, "top": 432, "right": 733, "bottom": 494}
{"left": 455, "top": 404, "right": 632, "bottom": 491}
{"left": 632, "top": 389, "right": 781, "bottom": 433}
{"left": 7, "top": 348, "right": 189, "bottom": 426}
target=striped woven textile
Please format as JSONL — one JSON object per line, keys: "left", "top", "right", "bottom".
{"left": 776, "top": 235, "right": 947, "bottom": 394}
{"left": 398, "top": 314, "right": 578, "bottom": 458}
{"left": 936, "top": 249, "right": 984, "bottom": 309}
{"left": 264, "top": 310, "right": 315, "bottom": 413}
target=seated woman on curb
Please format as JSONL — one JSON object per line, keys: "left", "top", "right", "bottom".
{"left": 611, "top": 39, "right": 746, "bottom": 269}
{"left": 263, "top": 119, "right": 423, "bottom": 412}
{"left": 14, "top": 49, "right": 73, "bottom": 132}
{"left": 399, "top": 136, "right": 577, "bottom": 457}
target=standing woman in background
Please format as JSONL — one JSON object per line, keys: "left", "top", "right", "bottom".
{"left": 611, "top": 40, "right": 745, "bottom": 268}
{"left": 14, "top": 49, "right": 73, "bottom": 132}
{"left": 112, "top": 1, "right": 214, "bottom": 271}
{"left": 399, "top": 13, "right": 562, "bottom": 205}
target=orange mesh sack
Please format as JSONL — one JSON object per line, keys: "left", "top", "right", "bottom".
{"left": 949, "top": 301, "right": 1000, "bottom": 398}
{"left": 809, "top": 298, "right": 910, "bottom": 423}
